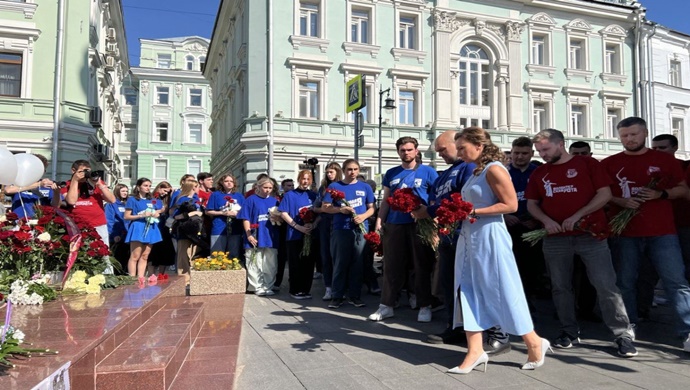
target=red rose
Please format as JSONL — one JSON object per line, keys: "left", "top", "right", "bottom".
{"left": 5, "top": 212, "right": 18, "bottom": 221}
{"left": 152, "top": 199, "right": 157, "bottom": 205}
{"left": 13, "top": 231, "right": 32, "bottom": 241}
{"left": 326, "top": 189, "right": 345, "bottom": 202}
{"left": 224, "top": 196, "right": 233, "bottom": 201}
{"left": 34, "top": 225, "right": 45, "bottom": 233}
{"left": 37, "top": 216, "right": 52, "bottom": 225}
{"left": 298, "top": 208, "right": 316, "bottom": 224}
{"left": 62, "top": 234, "right": 71, "bottom": 242}
{"left": 387, "top": 188, "right": 421, "bottom": 213}
{"left": 0, "top": 231, "right": 13, "bottom": 240}
{"left": 250, "top": 223, "right": 259, "bottom": 230}
{"left": 53, "top": 216, "right": 65, "bottom": 225}
{"left": 87, "top": 250, "right": 97, "bottom": 257}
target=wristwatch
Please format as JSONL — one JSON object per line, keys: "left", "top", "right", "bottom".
{"left": 660, "top": 190, "right": 669, "bottom": 199}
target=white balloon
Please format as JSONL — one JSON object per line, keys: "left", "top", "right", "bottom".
{"left": 0, "top": 146, "right": 19, "bottom": 185}
{"left": 13, "top": 153, "right": 45, "bottom": 187}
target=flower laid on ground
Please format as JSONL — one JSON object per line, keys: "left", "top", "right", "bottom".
{"left": 522, "top": 213, "right": 612, "bottom": 246}
{"left": 1, "top": 301, "right": 58, "bottom": 371}
{"left": 326, "top": 188, "right": 367, "bottom": 234}
{"left": 248, "top": 223, "right": 260, "bottom": 264}
{"left": 298, "top": 207, "right": 316, "bottom": 257}
{"left": 62, "top": 271, "right": 106, "bottom": 295}
{"left": 609, "top": 173, "right": 667, "bottom": 235}
{"left": 436, "top": 193, "right": 475, "bottom": 238}
{"left": 7, "top": 280, "right": 45, "bottom": 305}
{"left": 193, "top": 252, "right": 242, "bottom": 271}
{"left": 364, "top": 231, "right": 383, "bottom": 256}
{"left": 388, "top": 188, "right": 438, "bottom": 250}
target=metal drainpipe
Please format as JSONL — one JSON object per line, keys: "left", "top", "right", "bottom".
{"left": 633, "top": 9, "right": 643, "bottom": 119}
{"left": 51, "top": 0, "right": 66, "bottom": 180}
{"left": 267, "top": 0, "right": 274, "bottom": 177}
{"left": 646, "top": 24, "right": 658, "bottom": 135}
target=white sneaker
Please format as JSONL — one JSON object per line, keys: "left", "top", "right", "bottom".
{"left": 368, "top": 304, "right": 394, "bottom": 321}
{"left": 684, "top": 333, "right": 690, "bottom": 352}
{"left": 409, "top": 293, "right": 417, "bottom": 309}
{"left": 313, "top": 272, "right": 322, "bottom": 279}
{"left": 418, "top": 306, "right": 432, "bottom": 323}
{"left": 323, "top": 287, "right": 332, "bottom": 301}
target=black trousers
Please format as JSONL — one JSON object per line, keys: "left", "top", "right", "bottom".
{"left": 275, "top": 223, "right": 288, "bottom": 288}
{"left": 381, "top": 223, "right": 435, "bottom": 308}
{"left": 287, "top": 238, "right": 316, "bottom": 295}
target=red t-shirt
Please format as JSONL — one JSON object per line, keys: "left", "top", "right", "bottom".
{"left": 673, "top": 160, "right": 690, "bottom": 228}
{"left": 525, "top": 156, "right": 611, "bottom": 236}
{"left": 60, "top": 180, "right": 106, "bottom": 227}
{"left": 600, "top": 149, "right": 684, "bottom": 237}
{"left": 197, "top": 189, "right": 211, "bottom": 208}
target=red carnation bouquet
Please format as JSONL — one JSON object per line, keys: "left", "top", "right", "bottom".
{"left": 326, "top": 188, "right": 367, "bottom": 234}
{"left": 436, "top": 193, "right": 475, "bottom": 238}
{"left": 522, "top": 213, "right": 612, "bottom": 246}
{"left": 387, "top": 188, "right": 438, "bottom": 250}
{"left": 223, "top": 195, "right": 235, "bottom": 225}
{"left": 364, "top": 231, "right": 383, "bottom": 256}
{"left": 298, "top": 207, "right": 316, "bottom": 257}
{"left": 248, "top": 223, "right": 260, "bottom": 264}
{"left": 608, "top": 172, "right": 667, "bottom": 235}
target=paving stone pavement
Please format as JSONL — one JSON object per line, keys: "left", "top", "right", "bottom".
{"left": 234, "top": 270, "right": 690, "bottom": 390}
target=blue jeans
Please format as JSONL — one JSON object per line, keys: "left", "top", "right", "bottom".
{"left": 210, "top": 234, "right": 242, "bottom": 259}
{"left": 330, "top": 229, "right": 364, "bottom": 299}
{"left": 319, "top": 220, "right": 334, "bottom": 288}
{"left": 611, "top": 235, "right": 690, "bottom": 335}
{"left": 543, "top": 235, "right": 634, "bottom": 339}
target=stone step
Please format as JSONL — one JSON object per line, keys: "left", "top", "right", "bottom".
{"left": 95, "top": 298, "right": 205, "bottom": 390}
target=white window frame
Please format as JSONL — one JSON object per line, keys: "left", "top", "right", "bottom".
{"left": 153, "top": 159, "right": 169, "bottom": 181}
{"left": 290, "top": 1, "right": 329, "bottom": 52}
{"left": 123, "top": 86, "right": 137, "bottom": 106}
{"left": 601, "top": 91, "right": 630, "bottom": 139}
{"left": 390, "top": 68, "right": 428, "bottom": 128}
{"left": 185, "top": 55, "right": 195, "bottom": 71}
{"left": 670, "top": 59, "right": 682, "bottom": 87}
{"left": 606, "top": 108, "right": 622, "bottom": 140}
{"left": 565, "top": 87, "right": 596, "bottom": 138}
{"left": 299, "top": 1, "right": 320, "bottom": 37}
{"left": 157, "top": 53, "right": 171, "bottom": 69}
{"left": 287, "top": 57, "right": 332, "bottom": 120}
{"left": 186, "top": 123, "right": 203, "bottom": 144}
{"left": 298, "top": 80, "right": 320, "bottom": 119}
{"left": 0, "top": 25, "right": 38, "bottom": 99}
{"left": 600, "top": 25, "right": 628, "bottom": 85}
{"left": 397, "top": 89, "right": 416, "bottom": 126}
{"left": 153, "top": 121, "right": 170, "bottom": 143}
{"left": 672, "top": 117, "right": 685, "bottom": 151}
{"left": 391, "top": 5, "right": 425, "bottom": 63}
{"left": 458, "top": 44, "right": 491, "bottom": 108}
{"left": 533, "top": 103, "right": 548, "bottom": 133}
{"left": 526, "top": 13, "right": 556, "bottom": 78}
{"left": 187, "top": 159, "right": 202, "bottom": 176}
{"left": 570, "top": 105, "right": 587, "bottom": 137}
{"left": 350, "top": 7, "right": 370, "bottom": 44}
{"left": 526, "top": 83, "right": 558, "bottom": 133}
{"left": 122, "top": 123, "right": 137, "bottom": 143}
{"left": 343, "top": 2, "right": 379, "bottom": 57}
{"left": 155, "top": 86, "right": 170, "bottom": 106}
{"left": 564, "top": 19, "right": 592, "bottom": 79}
{"left": 121, "top": 159, "right": 133, "bottom": 179}
{"left": 188, "top": 87, "right": 203, "bottom": 107}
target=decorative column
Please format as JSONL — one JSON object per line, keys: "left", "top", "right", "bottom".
{"left": 505, "top": 21, "right": 526, "bottom": 131}
{"left": 432, "top": 10, "right": 461, "bottom": 129}
{"left": 496, "top": 75, "right": 508, "bottom": 130}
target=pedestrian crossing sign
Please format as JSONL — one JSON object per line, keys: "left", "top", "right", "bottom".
{"left": 346, "top": 74, "right": 366, "bottom": 113}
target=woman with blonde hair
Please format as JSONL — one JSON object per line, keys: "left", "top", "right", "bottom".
{"left": 171, "top": 180, "right": 202, "bottom": 286}
{"left": 448, "top": 127, "right": 549, "bottom": 374}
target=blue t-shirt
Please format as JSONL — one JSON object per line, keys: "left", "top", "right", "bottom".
{"left": 171, "top": 195, "right": 200, "bottom": 217}
{"left": 382, "top": 164, "right": 438, "bottom": 224}
{"left": 237, "top": 194, "right": 279, "bottom": 249}
{"left": 105, "top": 199, "right": 128, "bottom": 238}
{"left": 278, "top": 189, "right": 317, "bottom": 241}
{"left": 207, "top": 191, "right": 246, "bottom": 236}
{"left": 508, "top": 163, "right": 538, "bottom": 217}
{"left": 11, "top": 187, "right": 54, "bottom": 218}
{"left": 427, "top": 161, "right": 476, "bottom": 218}
{"left": 323, "top": 181, "right": 375, "bottom": 231}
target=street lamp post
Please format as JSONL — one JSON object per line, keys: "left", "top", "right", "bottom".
{"left": 377, "top": 86, "right": 396, "bottom": 178}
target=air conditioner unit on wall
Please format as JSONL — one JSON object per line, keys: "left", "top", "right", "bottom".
{"left": 105, "top": 56, "right": 115, "bottom": 69}
{"left": 107, "top": 28, "right": 116, "bottom": 41}
{"left": 89, "top": 106, "right": 102, "bottom": 128}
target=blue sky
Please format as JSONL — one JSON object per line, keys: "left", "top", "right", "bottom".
{"left": 122, "top": 0, "right": 688, "bottom": 67}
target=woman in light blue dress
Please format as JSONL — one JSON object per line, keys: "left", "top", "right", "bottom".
{"left": 448, "top": 127, "right": 549, "bottom": 374}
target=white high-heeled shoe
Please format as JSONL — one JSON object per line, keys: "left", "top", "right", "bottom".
{"left": 447, "top": 352, "right": 489, "bottom": 374}
{"left": 521, "top": 338, "right": 553, "bottom": 370}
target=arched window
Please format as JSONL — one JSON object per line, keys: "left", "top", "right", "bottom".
{"left": 186, "top": 55, "right": 195, "bottom": 71}
{"left": 459, "top": 44, "right": 490, "bottom": 107}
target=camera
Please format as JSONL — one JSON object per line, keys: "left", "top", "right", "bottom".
{"left": 82, "top": 169, "right": 100, "bottom": 179}
{"left": 303, "top": 157, "right": 319, "bottom": 166}
{"left": 59, "top": 181, "right": 67, "bottom": 188}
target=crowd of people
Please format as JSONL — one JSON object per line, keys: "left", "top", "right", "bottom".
{"left": 4, "top": 115, "right": 690, "bottom": 374}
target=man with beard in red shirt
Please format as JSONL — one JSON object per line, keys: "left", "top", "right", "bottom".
{"left": 526, "top": 129, "right": 637, "bottom": 357}
{"left": 601, "top": 117, "right": 690, "bottom": 353}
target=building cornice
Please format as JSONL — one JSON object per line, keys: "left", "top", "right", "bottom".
{"left": 511, "top": 0, "right": 638, "bottom": 21}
